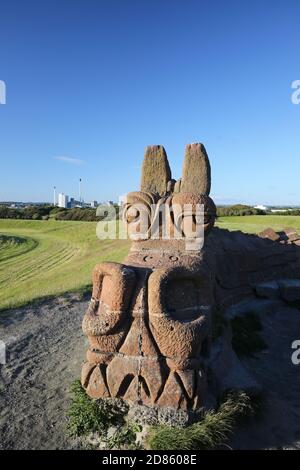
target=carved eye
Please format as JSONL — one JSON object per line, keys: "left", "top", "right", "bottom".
{"left": 125, "top": 206, "right": 140, "bottom": 223}
{"left": 123, "top": 202, "right": 152, "bottom": 240}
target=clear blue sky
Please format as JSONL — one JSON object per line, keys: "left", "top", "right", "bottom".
{"left": 0, "top": 0, "right": 299, "bottom": 205}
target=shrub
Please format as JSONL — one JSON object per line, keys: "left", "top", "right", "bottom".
{"left": 0, "top": 205, "right": 53, "bottom": 220}
{"left": 216, "top": 205, "right": 266, "bottom": 217}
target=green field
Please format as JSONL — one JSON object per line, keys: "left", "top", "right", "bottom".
{"left": 216, "top": 215, "right": 300, "bottom": 234}
{"left": 0, "top": 219, "right": 129, "bottom": 311}
{"left": 0, "top": 215, "right": 300, "bottom": 311}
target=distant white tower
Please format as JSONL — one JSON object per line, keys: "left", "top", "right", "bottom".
{"left": 58, "top": 193, "right": 69, "bottom": 208}
{"left": 53, "top": 186, "right": 56, "bottom": 206}
{"left": 79, "top": 178, "right": 82, "bottom": 204}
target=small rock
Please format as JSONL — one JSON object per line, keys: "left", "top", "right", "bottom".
{"left": 258, "top": 228, "right": 280, "bottom": 242}
{"left": 279, "top": 279, "right": 300, "bottom": 302}
{"left": 157, "top": 407, "right": 189, "bottom": 427}
{"left": 126, "top": 404, "right": 158, "bottom": 426}
{"left": 107, "top": 426, "right": 118, "bottom": 439}
{"left": 255, "top": 281, "right": 280, "bottom": 299}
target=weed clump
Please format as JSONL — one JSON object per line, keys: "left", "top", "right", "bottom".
{"left": 67, "top": 380, "right": 128, "bottom": 437}
{"left": 148, "top": 390, "right": 255, "bottom": 450}
{"left": 68, "top": 382, "right": 262, "bottom": 450}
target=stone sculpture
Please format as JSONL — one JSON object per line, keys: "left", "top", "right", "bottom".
{"left": 82, "top": 143, "right": 300, "bottom": 416}
{"left": 82, "top": 143, "right": 216, "bottom": 412}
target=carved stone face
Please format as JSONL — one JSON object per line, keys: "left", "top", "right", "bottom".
{"left": 82, "top": 143, "right": 216, "bottom": 410}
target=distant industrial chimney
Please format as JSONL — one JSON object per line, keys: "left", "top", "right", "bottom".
{"left": 79, "top": 178, "right": 82, "bottom": 203}
{"left": 53, "top": 186, "right": 56, "bottom": 206}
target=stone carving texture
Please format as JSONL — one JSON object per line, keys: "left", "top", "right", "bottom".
{"left": 82, "top": 143, "right": 300, "bottom": 412}
{"left": 82, "top": 143, "right": 216, "bottom": 411}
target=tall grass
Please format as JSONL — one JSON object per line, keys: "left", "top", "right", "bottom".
{"left": 148, "top": 391, "right": 256, "bottom": 450}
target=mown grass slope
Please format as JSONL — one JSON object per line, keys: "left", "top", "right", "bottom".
{"left": 0, "top": 219, "right": 130, "bottom": 310}
{"left": 0, "top": 215, "right": 299, "bottom": 311}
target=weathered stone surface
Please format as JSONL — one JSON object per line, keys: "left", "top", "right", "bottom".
{"left": 173, "top": 178, "right": 181, "bottom": 193}
{"left": 208, "top": 327, "right": 262, "bottom": 395}
{"left": 283, "top": 227, "right": 298, "bottom": 238}
{"left": 255, "top": 281, "right": 280, "bottom": 299}
{"left": 279, "top": 280, "right": 300, "bottom": 302}
{"left": 181, "top": 143, "right": 211, "bottom": 195}
{"left": 167, "top": 179, "right": 176, "bottom": 194}
{"left": 288, "top": 233, "right": 300, "bottom": 243}
{"left": 81, "top": 142, "right": 300, "bottom": 416}
{"left": 140, "top": 145, "right": 171, "bottom": 196}
{"left": 82, "top": 143, "right": 217, "bottom": 411}
{"left": 258, "top": 228, "right": 280, "bottom": 242}
{"left": 224, "top": 298, "right": 283, "bottom": 320}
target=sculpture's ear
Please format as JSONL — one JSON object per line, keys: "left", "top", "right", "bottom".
{"left": 141, "top": 145, "right": 171, "bottom": 197}
{"left": 180, "top": 143, "right": 211, "bottom": 195}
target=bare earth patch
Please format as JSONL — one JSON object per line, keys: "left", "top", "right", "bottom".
{"left": 0, "top": 293, "right": 87, "bottom": 449}
{"left": 230, "top": 304, "right": 300, "bottom": 450}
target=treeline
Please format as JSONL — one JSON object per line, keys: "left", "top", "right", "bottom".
{"left": 270, "top": 209, "right": 300, "bottom": 216}
{"left": 0, "top": 205, "right": 121, "bottom": 221}
{"left": 55, "top": 208, "right": 99, "bottom": 221}
{"left": 0, "top": 205, "right": 53, "bottom": 220}
{"left": 55, "top": 205, "right": 120, "bottom": 221}
{"left": 216, "top": 205, "right": 266, "bottom": 216}
{"left": 1, "top": 203, "right": 299, "bottom": 221}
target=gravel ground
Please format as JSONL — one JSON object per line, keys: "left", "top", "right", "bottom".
{"left": 0, "top": 293, "right": 88, "bottom": 450}
{"left": 0, "top": 295, "right": 299, "bottom": 450}
{"left": 230, "top": 304, "right": 300, "bottom": 450}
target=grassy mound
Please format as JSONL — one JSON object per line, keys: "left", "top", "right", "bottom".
{"left": 0, "top": 219, "right": 130, "bottom": 310}
{"left": 0, "top": 234, "right": 37, "bottom": 263}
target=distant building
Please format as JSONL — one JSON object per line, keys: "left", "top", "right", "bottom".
{"left": 58, "top": 193, "right": 69, "bottom": 208}
{"left": 118, "top": 195, "right": 127, "bottom": 207}
{"left": 90, "top": 200, "right": 98, "bottom": 208}
{"left": 69, "top": 197, "right": 76, "bottom": 209}
{"left": 270, "top": 209, "right": 289, "bottom": 213}
{"left": 254, "top": 204, "right": 268, "bottom": 211}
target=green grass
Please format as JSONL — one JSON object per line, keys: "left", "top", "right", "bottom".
{"left": 0, "top": 215, "right": 299, "bottom": 311}
{"left": 67, "top": 380, "right": 129, "bottom": 437}
{"left": 68, "top": 380, "right": 142, "bottom": 449}
{"left": 0, "top": 219, "right": 130, "bottom": 311}
{"left": 0, "top": 234, "right": 38, "bottom": 262}
{"left": 148, "top": 390, "right": 256, "bottom": 450}
{"left": 216, "top": 214, "right": 300, "bottom": 234}
{"left": 68, "top": 381, "right": 260, "bottom": 450}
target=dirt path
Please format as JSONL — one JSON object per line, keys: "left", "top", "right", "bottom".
{"left": 0, "top": 293, "right": 88, "bottom": 450}
{"left": 230, "top": 304, "right": 300, "bottom": 450}
{"left": 0, "top": 295, "right": 299, "bottom": 449}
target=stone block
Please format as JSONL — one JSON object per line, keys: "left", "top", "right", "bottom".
{"left": 255, "top": 281, "right": 280, "bottom": 299}
{"left": 258, "top": 228, "right": 280, "bottom": 242}
{"left": 279, "top": 279, "right": 300, "bottom": 302}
